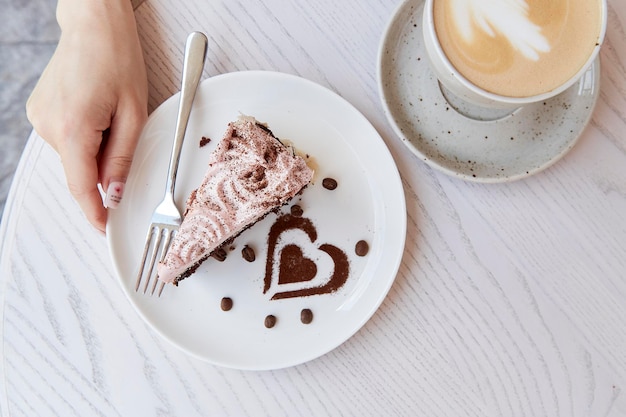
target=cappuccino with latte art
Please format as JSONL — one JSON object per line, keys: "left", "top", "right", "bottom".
{"left": 424, "top": 0, "right": 606, "bottom": 106}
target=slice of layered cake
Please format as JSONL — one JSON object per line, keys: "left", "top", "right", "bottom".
{"left": 156, "top": 116, "right": 314, "bottom": 285}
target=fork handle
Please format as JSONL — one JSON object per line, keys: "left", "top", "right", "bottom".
{"left": 165, "top": 32, "right": 208, "bottom": 198}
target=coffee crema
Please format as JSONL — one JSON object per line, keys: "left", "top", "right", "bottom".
{"left": 433, "top": 0, "right": 603, "bottom": 98}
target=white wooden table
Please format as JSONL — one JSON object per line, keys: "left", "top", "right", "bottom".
{"left": 1, "top": 0, "right": 625, "bottom": 415}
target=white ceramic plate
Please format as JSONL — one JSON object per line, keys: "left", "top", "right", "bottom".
{"left": 107, "top": 71, "right": 406, "bottom": 370}
{"left": 378, "top": 0, "right": 601, "bottom": 182}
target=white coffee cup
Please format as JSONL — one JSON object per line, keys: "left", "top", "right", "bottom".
{"left": 422, "top": 0, "right": 607, "bottom": 110}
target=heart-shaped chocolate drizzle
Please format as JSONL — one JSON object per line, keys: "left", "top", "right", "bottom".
{"left": 278, "top": 244, "right": 317, "bottom": 285}
{"left": 264, "top": 214, "right": 349, "bottom": 300}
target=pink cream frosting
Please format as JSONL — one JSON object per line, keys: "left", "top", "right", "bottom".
{"left": 156, "top": 116, "right": 313, "bottom": 284}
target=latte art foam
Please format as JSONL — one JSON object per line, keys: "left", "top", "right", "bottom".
{"left": 448, "top": 0, "right": 550, "bottom": 61}
{"left": 434, "top": 0, "right": 603, "bottom": 97}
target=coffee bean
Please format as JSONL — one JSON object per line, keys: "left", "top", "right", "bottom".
{"left": 241, "top": 245, "right": 255, "bottom": 262}
{"left": 211, "top": 247, "right": 227, "bottom": 262}
{"left": 300, "top": 308, "right": 313, "bottom": 324}
{"left": 220, "top": 297, "right": 233, "bottom": 311}
{"left": 355, "top": 240, "right": 369, "bottom": 257}
{"left": 290, "top": 204, "right": 304, "bottom": 217}
{"left": 322, "top": 177, "right": 338, "bottom": 190}
{"left": 264, "top": 314, "right": 277, "bottom": 328}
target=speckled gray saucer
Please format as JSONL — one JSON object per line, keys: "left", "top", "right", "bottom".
{"left": 377, "top": 0, "right": 601, "bottom": 182}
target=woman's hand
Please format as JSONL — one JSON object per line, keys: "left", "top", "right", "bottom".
{"left": 27, "top": 0, "right": 148, "bottom": 234}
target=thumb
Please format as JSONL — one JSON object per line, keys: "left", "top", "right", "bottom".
{"left": 100, "top": 103, "right": 147, "bottom": 209}
{"left": 59, "top": 130, "right": 108, "bottom": 234}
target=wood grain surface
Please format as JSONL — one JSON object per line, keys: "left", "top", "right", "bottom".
{"left": 1, "top": 0, "right": 625, "bottom": 416}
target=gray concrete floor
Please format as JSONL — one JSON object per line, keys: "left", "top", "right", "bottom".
{"left": 0, "top": 0, "right": 59, "bottom": 218}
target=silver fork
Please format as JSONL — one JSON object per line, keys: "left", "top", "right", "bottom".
{"left": 135, "top": 32, "right": 208, "bottom": 296}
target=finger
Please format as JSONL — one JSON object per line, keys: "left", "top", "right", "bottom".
{"left": 61, "top": 133, "right": 108, "bottom": 233}
{"left": 100, "top": 100, "right": 147, "bottom": 209}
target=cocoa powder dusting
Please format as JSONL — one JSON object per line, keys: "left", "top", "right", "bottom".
{"left": 264, "top": 214, "right": 350, "bottom": 300}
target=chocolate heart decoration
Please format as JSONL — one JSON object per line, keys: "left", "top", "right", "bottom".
{"left": 264, "top": 214, "right": 349, "bottom": 300}
{"left": 278, "top": 244, "right": 317, "bottom": 285}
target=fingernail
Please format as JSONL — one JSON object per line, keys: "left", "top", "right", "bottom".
{"left": 104, "top": 181, "right": 125, "bottom": 209}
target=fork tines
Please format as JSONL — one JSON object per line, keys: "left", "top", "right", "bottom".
{"left": 135, "top": 225, "right": 176, "bottom": 296}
